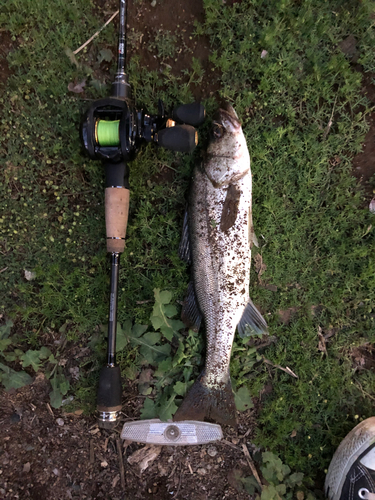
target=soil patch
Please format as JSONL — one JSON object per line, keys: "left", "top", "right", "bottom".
{"left": 0, "top": 376, "right": 259, "bottom": 500}
{"left": 96, "top": 0, "right": 220, "bottom": 100}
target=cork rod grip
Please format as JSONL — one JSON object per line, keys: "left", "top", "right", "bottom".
{"left": 105, "top": 187, "right": 129, "bottom": 253}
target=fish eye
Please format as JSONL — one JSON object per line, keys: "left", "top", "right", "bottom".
{"left": 212, "top": 122, "right": 224, "bottom": 139}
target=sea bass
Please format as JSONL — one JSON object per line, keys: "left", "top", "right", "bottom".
{"left": 174, "top": 104, "right": 268, "bottom": 427}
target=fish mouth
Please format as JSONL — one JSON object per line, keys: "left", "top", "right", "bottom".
{"left": 213, "top": 103, "right": 242, "bottom": 131}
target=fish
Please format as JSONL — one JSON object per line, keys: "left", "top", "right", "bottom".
{"left": 174, "top": 104, "right": 268, "bottom": 427}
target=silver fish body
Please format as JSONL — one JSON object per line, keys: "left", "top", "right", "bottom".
{"left": 174, "top": 105, "right": 268, "bottom": 427}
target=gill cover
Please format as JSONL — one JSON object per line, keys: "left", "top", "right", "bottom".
{"left": 204, "top": 106, "right": 250, "bottom": 187}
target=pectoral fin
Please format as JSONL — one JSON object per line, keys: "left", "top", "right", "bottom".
{"left": 237, "top": 299, "right": 268, "bottom": 337}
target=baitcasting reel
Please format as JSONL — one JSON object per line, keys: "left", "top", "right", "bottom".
{"left": 81, "top": 96, "right": 205, "bottom": 162}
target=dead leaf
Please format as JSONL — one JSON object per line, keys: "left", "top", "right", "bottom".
{"left": 158, "top": 462, "right": 168, "bottom": 476}
{"left": 264, "top": 284, "right": 277, "bottom": 292}
{"left": 24, "top": 269, "right": 36, "bottom": 281}
{"left": 69, "top": 367, "right": 80, "bottom": 380}
{"left": 290, "top": 429, "right": 297, "bottom": 438}
{"left": 139, "top": 368, "right": 153, "bottom": 384}
{"left": 338, "top": 34, "right": 358, "bottom": 61}
{"left": 317, "top": 326, "right": 327, "bottom": 355}
{"left": 68, "top": 79, "right": 86, "bottom": 93}
{"left": 254, "top": 253, "right": 267, "bottom": 278}
{"left": 112, "top": 474, "right": 120, "bottom": 488}
{"left": 128, "top": 445, "right": 161, "bottom": 473}
{"left": 277, "top": 307, "right": 298, "bottom": 325}
{"left": 324, "top": 328, "right": 338, "bottom": 340}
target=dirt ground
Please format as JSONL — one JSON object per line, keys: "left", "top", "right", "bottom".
{"left": 0, "top": 372, "right": 258, "bottom": 500}
{"left": 1, "top": 0, "right": 375, "bottom": 499}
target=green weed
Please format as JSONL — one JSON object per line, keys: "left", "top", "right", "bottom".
{"left": 1, "top": 0, "right": 375, "bottom": 492}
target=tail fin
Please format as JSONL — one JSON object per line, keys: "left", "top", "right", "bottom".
{"left": 173, "top": 372, "right": 237, "bottom": 427}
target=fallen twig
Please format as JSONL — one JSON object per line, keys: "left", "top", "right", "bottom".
{"left": 262, "top": 357, "right": 298, "bottom": 379}
{"left": 116, "top": 438, "right": 126, "bottom": 489}
{"left": 74, "top": 10, "right": 119, "bottom": 55}
{"left": 322, "top": 95, "right": 338, "bottom": 140}
{"left": 89, "top": 440, "right": 95, "bottom": 464}
{"left": 221, "top": 439, "right": 241, "bottom": 451}
{"left": 242, "top": 444, "right": 263, "bottom": 492}
{"left": 174, "top": 468, "right": 183, "bottom": 499}
{"left": 317, "top": 326, "right": 327, "bottom": 356}
{"left": 46, "top": 403, "right": 54, "bottom": 417}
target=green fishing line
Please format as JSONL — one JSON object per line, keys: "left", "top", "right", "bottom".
{"left": 96, "top": 120, "right": 120, "bottom": 146}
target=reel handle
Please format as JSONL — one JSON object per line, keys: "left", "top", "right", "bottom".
{"left": 156, "top": 124, "right": 198, "bottom": 153}
{"left": 172, "top": 102, "right": 206, "bottom": 127}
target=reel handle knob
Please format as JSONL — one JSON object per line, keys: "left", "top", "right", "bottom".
{"left": 172, "top": 102, "right": 206, "bottom": 127}
{"left": 156, "top": 124, "right": 198, "bottom": 153}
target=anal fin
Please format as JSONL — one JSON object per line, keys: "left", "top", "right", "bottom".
{"left": 181, "top": 281, "right": 202, "bottom": 332}
{"left": 237, "top": 299, "right": 268, "bottom": 337}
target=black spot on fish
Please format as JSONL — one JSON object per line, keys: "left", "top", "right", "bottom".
{"left": 220, "top": 184, "right": 241, "bottom": 232}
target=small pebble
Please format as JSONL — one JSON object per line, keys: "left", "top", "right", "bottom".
{"left": 151, "top": 0, "right": 156, "bottom": 6}
{"left": 207, "top": 446, "right": 218, "bottom": 457}
{"left": 23, "top": 462, "right": 31, "bottom": 473}
{"left": 53, "top": 468, "right": 60, "bottom": 476}
{"left": 56, "top": 418, "right": 64, "bottom": 426}
{"left": 101, "top": 461, "right": 108, "bottom": 468}
{"left": 197, "top": 468, "right": 207, "bottom": 475}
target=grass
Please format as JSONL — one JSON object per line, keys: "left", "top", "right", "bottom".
{"left": 1, "top": 0, "right": 375, "bottom": 494}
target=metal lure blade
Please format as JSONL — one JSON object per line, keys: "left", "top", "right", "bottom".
{"left": 121, "top": 419, "right": 223, "bottom": 446}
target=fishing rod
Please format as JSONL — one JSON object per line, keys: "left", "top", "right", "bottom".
{"left": 81, "top": 0, "right": 205, "bottom": 430}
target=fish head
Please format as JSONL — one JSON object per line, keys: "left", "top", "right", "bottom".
{"left": 205, "top": 104, "right": 250, "bottom": 187}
